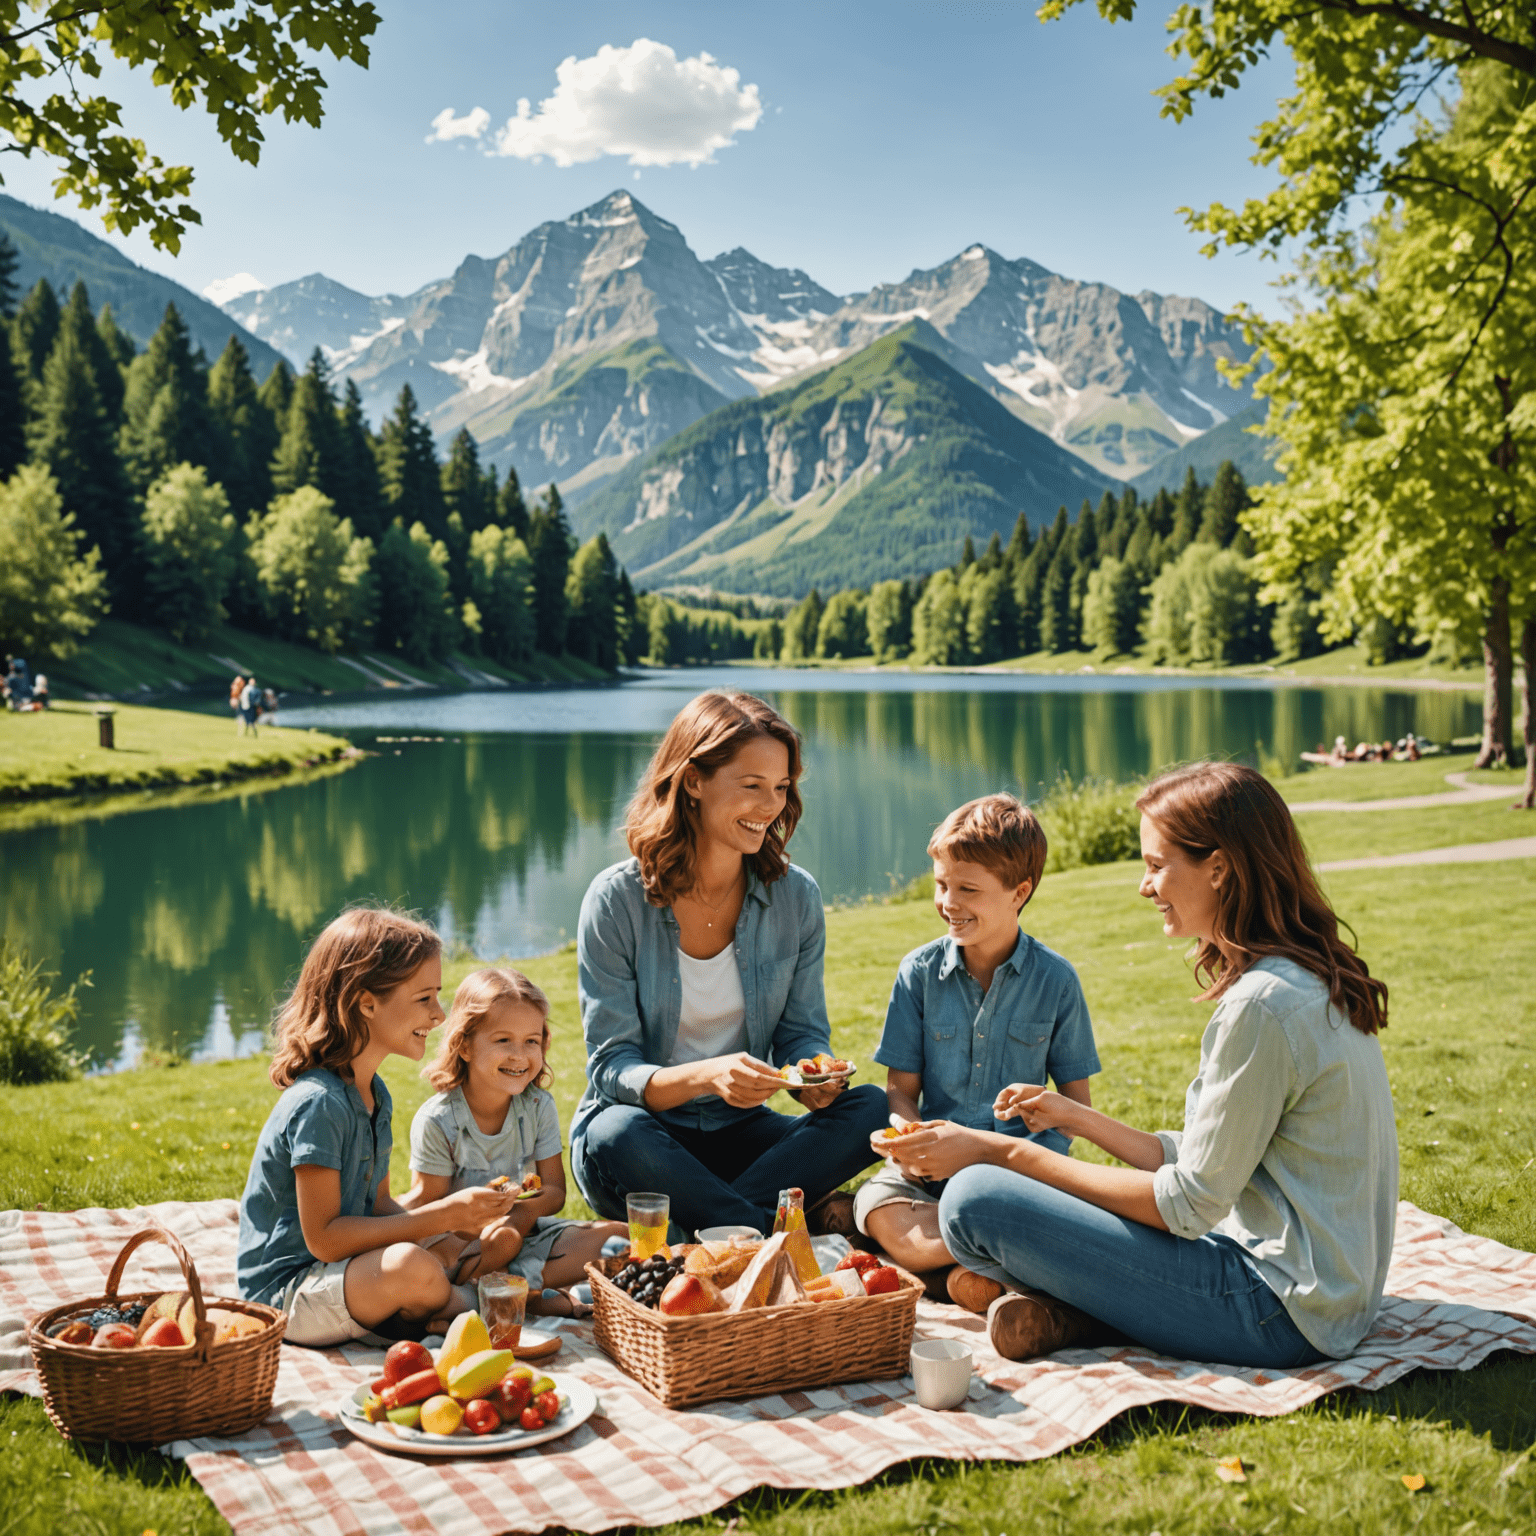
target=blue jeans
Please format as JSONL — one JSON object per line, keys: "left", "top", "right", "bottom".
{"left": 572, "top": 1083, "right": 888, "bottom": 1238}
{"left": 938, "top": 1164, "right": 1327, "bottom": 1369}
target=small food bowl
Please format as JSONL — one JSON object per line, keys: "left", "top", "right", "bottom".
{"left": 695, "top": 1225, "right": 764, "bottom": 1243}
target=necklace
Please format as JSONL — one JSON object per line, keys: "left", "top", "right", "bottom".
{"left": 690, "top": 868, "right": 743, "bottom": 928}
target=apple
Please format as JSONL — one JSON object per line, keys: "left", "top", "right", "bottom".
{"left": 519, "top": 1404, "right": 546, "bottom": 1432}
{"left": 140, "top": 1317, "right": 186, "bottom": 1348}
{"left": 534, "top": 1389, "right": 560, "bottom": 1422}
{"left": 658, "top": 1273, "right": 725, "bottom": 1316}
{"left": 463, "top": 1399, "right": 501, "bottom": 1436}
{"left": 863, "top": 1265, "right": 901, "bottom": 1296}
{"left": 835, "top": 1251, "right": 881, "bottom": 1275}
{"left": 383, "top": 1339, "right": 434, "bottom": 1383}
{"left": 54, "top": 1321, "right": 93, "bottom": 1345}
{"left": 92, "top": 1324, "right": 137, "bottom": 1349}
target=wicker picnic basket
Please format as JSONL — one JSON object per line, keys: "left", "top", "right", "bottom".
{"left": 585, "top": 1254, "right": 921, "bottom": 1408}
{"left": 27, "top": 1226, "right": 285, "bottom": 1443}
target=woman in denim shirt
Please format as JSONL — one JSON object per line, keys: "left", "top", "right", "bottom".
{"left": 570, "top": 692, "right": 887, "bottom": 1239}
{"left": 938, "top": 763, "right": 1398, "bottom": 1368}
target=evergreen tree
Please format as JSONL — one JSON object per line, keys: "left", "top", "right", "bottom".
{"left": 565, "top": 533, "right": 622, "bottom": 669}
{"left": 1123, "top": 508, "right": 1157, "bottom": 579}
{"left": 781, "top": 589, "right": 824, "bottom": 660}
{"left": 12, "top": 279, "right": 60, "bottom": 389}
{"left": 958, "top": 533, "right": 977, "bottom": 571}
{"left": 1096, "top": 490, "right": 1118, "bottom": 541}
{"left": 119, "top": 304, "right": 215, "bottom": 490}
{"left": 207, "top": 336, "right": 277, "bottom": 516}
{"left": 496, "top": 465, "right": 530, "bottom": 541}
{"left": 1146, "top": 486, "right": 1175, "bottom": 542}
{"left": 140, "top": 463, "right": 236, "bottom": 642}
{"left": 1168, "top": 466, "right": 1203, "bottom": 556}
{"left": 615, "top": 567, "right": 641, "bottom": 664}
{"left": 0, "top": 324, "right": 24, "bottom": 482}
{"left": 1073, "top": 499, "right": 1100, "bottom": 571}
{"left": 441, "top": 429, "right": 491, "bottom": 533}
{"left": 526, "top": 485, "right": 573, "bottom": 653}
{"left": 1012, "top": 540, "right": 1048, "bottom": 654}
{"left": 1199, "top": 460, "right": 1251, "bottom": 551}
{"left": 1108, "top": 487, "right": 1139, "bottom": 560}
{"left": 333, "top": 378, "right": 383, "bottom": 542}
{"left": 95, "top": 306, "right": 137, "bottom": 374}
{"left": 1042, "top": 504, "right": 1070, "bottom": 563}
{"left": 375, "top": 383, "right": 446, "bottom": 540}
{"left": 1041, "top": 539, "right": 1077, "bottom": 652}
{"left": 978, "top": 530, "right": 1004, "bottom": 572}
{"left": 257, "top": 358, "right": 294, "bottom": 426}
{"left": 0, "top": 231, "right": 18, "bottom": 318}
{"left": 1004, "top": 509, "right": 1033, "bottom": 569}
{"left": 54, "top": 285, "right": 125, "bottom": 426}
{"left": 26, "top": 303, "right": 133, "bottom": 583}
{"left": 270, "top": 350, "right": 341, "bottom": 501}
{"left": 964, "top": 566, "right": 1012, "bottom": 661}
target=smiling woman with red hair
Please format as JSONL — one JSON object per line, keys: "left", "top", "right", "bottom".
{"left": 935, "top": 761, "right": 1398, "bottom": 1368}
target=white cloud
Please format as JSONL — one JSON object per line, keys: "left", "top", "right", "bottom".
{"left": 426, "top": 106, "right": 491, "bottom": 143}
{"left": 485, "top": 39, "right": 761, "bottom": 168}
{"left": 203, "top": 273, "right": 266, "bottom": 306}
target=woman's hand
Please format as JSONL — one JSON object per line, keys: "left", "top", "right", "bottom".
{"left": 795, "top": 1078, "right": 846, "bottom": 1112}
{"left": 442, "top": 1183, "right": 519, "bottom": 1230}
{"left": 876, "top": 1121, "right": 990, "bottom": 1182}
{"left": 994, "top": 1083, "right": 1083, "bottom": 1137}
{"left": 706, "top": 1051, "right": 787, "bottom": 1108}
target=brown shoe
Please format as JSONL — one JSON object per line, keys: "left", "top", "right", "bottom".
{"left": 946, "top": 1266, "right": 1005, "bottom": 1315}
{"left": 986, "top": 1289, "right": 1101, "bottom": 1361}
{"left": 807, "top": 1188, "right": 857, "bottom": 1237}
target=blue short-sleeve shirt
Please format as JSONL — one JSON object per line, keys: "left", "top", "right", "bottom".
{"left": 874, "top": 930, "right": 1100, "bottom": 1153}
{"left": 237, "top": 1069, "right": 393, "bottom": 1306}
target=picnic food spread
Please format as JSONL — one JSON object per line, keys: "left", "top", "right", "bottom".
{"left": 779, "top": 1054, "right": 856, "bottom": 1085}
{"left": 43, "top": 1290, "right": 265, "bottom": 1351}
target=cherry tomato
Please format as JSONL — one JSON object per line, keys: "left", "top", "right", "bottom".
{"left": 463, "top": 1399, "right": 502, "bottom": 1436}
{"left": 519, "top": 1404, "right": 546, "bottom": 1432}
{"left": 534, "top": 1389, "right": 561, "bottom": 1421}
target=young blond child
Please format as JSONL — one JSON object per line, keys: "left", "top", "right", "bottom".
{"left": 237, "top": 907, "right": 517, "bottom": 1346}
{"left": 406, "top": 968, "right": 624, "bottom": 1315}
{"left": 860, "top": 793, "right": 1100, "bottom": 1312}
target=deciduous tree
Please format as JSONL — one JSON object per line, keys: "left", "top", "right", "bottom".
{"left": 246, "top": 486, "right": 372, "bottom": 653}
{"left": 0, "top": 463, "right": 106, "bottom": 658}
{"left": 140, "top": 462, "right": 235, "bottom": 642}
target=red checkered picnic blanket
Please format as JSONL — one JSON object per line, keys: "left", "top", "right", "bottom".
{"left": 2, "top": 1200, "right": 1533, "bottom": 1536}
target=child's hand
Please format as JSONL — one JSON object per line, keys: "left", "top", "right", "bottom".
{"left": 996, "top": 1084, "right": 1079, "bottom": 1135}
{"left": 444, "top": 1183, "right": 518, "bottom": 1230}
{"left": 883, "top": 1121, "right": 985, "bottom": 1182}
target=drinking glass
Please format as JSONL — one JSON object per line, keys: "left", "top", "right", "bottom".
{"left": 478, "top": 1272, "right": 529, "bottom": 1349}
{"left": 626, "top": 1192, "right": 671, "bottom": 1261}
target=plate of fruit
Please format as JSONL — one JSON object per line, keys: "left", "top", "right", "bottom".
{"left": 338, "top": 1319, "right": 597, "bottom": 1457}
{"left": 779, "top": 1054, "right": 856, "bottom": 1087}
{"left": 487, "top": 1173, "right": 545, "bottom": 1202}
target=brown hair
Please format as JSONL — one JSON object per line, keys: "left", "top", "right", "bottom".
{"left": 927, "top": 793, "right": 1047, "bottom": 906}
{"left": 625, "top": 691, "right": 804, "bottom": 906}
{"left": 424, "top": 967, "right": 552, "bottom": 1095}
{"left": 1136, "top": 762, "right": 1388, "bottom": 1034}
{"left": 269, "top": 905, "right": 442, "bottom": 1087}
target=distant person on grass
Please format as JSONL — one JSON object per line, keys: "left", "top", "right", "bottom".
{"left": 570, "top": 691, "right": 887, "bottom": 1241}
{"left": 857, "top": 793, "right": 1099, "bottom": 1310}
{"left": 938, "top": 762, "right": 1397, "bottom": 1368}
{"left": 237, "top": 906, "right": 519, "bottom": 1345}
{"left": 229, "top": 674, "right": 245, "bottom": 731}
{"left": 239, "top": 676, "right": 260, "bottom": 736}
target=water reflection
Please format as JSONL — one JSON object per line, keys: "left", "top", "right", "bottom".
{"left": 1, "top": 677, "right": 1478, "bottom": 1066}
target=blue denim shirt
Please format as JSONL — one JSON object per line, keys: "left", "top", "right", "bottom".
{"left": 874, "top": 930, "right": 1099, "bottom": 1153}
{"left": 571, "top": 857, "right": 832, "bottom": 1143}
{"left": 237, "top": 1069, "right": 392, "bottom": 1306}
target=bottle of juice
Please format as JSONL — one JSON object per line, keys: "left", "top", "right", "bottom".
{"left": 771, "top": 1187, "right": 821, "bottom": 1285}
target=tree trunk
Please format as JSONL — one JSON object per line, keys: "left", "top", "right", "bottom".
{"left": 1519, "top": 613, "right": 1535, "bottom": 811}
{"left": 1475, "top": 575, "right": 1513, "bottom": 768}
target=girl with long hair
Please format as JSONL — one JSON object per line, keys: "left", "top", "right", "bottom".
{"left": 933, "top": 761, "right": 1398, "bottom": 1367}
{"left": 570, "top": 691, "right": 887, "bottom": 1239}
{"left": 238, "top": 907, "right": 518, "bottom": 1345}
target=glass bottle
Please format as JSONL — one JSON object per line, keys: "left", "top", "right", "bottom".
{"left": 772, "top": 1187, "right": 821, "bottom": 1284}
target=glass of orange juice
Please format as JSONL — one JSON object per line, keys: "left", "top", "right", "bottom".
{"left": 626, "top": 1192, "right": 671, "bottom": 1261}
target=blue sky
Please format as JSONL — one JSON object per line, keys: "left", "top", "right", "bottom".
{"left": 4, "top": 0, "right": 1294, "bottom": 311}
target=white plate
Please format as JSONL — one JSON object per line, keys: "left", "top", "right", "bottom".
{"left": 781, "top": 1060, "right": 858, "bottom": 1087}
{"left": 337, "top": 1372, "right": 597, "bottom": 1457}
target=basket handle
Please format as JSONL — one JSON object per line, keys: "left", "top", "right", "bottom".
{"left": 104, "top": 1227, "right": 215, "bottom": 1359}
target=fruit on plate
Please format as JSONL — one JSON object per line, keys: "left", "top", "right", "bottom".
{"left": 446, "top": 1347, "right": 515, "bottom": 1402}
{"left": 435, "top": 1309, "right": 491, "bottom": 1388}
{"left": 419, "top": 1395, "right": 463, "bottom": 1436}
{"left": 362, "top": 1394, "right": 388, "bottom": 1424}
{"left": 92, "top": 1323, "right": 137, "bottom": 1349}
{"left": 835, "top": 1250, "right": 883, "bottom": 1275}
{"left": 384, "top": 1338, "right": 434, "bottom": 1383}
{"left": 140, "top": 1317, "right": 186, "bottom": 1348}
{"left": 463, "top": 1399, "right": 501, "bottom": 1436}
{"left": 519, "top": 1404, "right": 546, "bottom": 1431}
{"left": 534, "top": 1389, "right": 560, "bottom": 1421}
{"left": 863, "top": 1265, "right": 901, "bottom": 1296}
{"left": 488, "top": 1363, "right": 534, "bottom": 1419}
{"left": 381, "top": 1367, "right": 442, "bottom": 1409}
{"left": 530, "top": 1373, "right": 555, "bottom": 1396}
{"left": 386, "top": 1403, "right": 422, "bottom": 1428}
{"left": 658, "top": 1273, "right": 726, "bottom": 1316}
{"left": 52, "top": 1320, "right": 94, "bottom": 1345}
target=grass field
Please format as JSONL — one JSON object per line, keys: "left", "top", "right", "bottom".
{"left": 1, "top": 774, "right": 1532, "bottom": 1535}
{"left": 0, "top": 702, "right": 355, "bottom": 804}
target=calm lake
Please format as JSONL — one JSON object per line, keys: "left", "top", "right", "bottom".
{"left": 2, "top": 667, "right": 1478, "bottom": 1068}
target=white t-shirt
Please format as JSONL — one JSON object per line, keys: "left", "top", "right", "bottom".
{"left": 668, "top": 943, "right": 747, "bottom": 1066}
{"left": 409, "top": 1083, "right": 562, "bottom": 1189}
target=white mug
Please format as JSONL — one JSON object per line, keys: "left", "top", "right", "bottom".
{"left": 910, "top": 1337, "right": 973, "bottom": 1410}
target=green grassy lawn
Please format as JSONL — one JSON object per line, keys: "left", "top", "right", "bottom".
{"left": 0, "top": 702, "right": 355, "bottom": 804}
{"left": 3, "top": 784, "right": 1533, "bottom": 1535}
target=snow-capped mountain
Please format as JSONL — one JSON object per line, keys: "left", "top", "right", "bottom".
{"left": 216, "top": 190, "right": 1255, "bottom": 487}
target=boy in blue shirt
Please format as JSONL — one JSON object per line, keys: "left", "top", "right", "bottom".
{"left": 859, "top": 792, "right": 1099, "bottom": 1312}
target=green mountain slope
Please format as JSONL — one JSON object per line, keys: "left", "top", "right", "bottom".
{"left": 1128, "top": 400, "right": 1280, "bottom": 497}
{"left": 0, "top": 194, "right": 285, "bottom": 375}
{"left": 573, "top": 326, "right": 1112, "bottom": 596}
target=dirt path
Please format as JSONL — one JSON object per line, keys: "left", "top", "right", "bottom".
{"left": 1318, "top": 837, "right": 1536, "bottom": 871}
{"left": 1289, "top": 772, "right": 1512, "bottom": 813}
